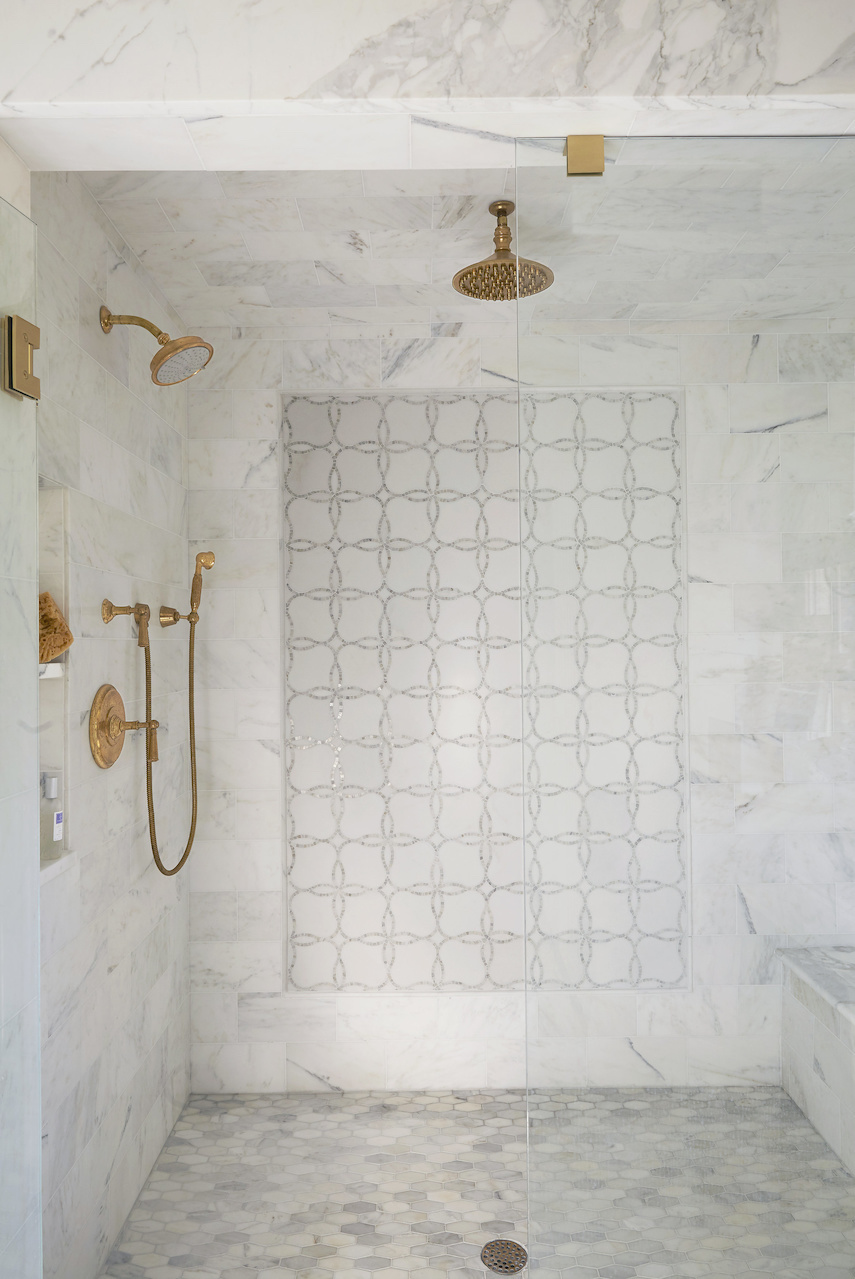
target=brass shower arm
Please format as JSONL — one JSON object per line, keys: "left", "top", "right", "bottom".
{"left": 100, "top": 307, "right": 171, "bottom": 346}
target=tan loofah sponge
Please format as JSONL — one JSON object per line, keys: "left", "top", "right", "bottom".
{"left": 39, "top": 591, "right": 74, "bottom": 664}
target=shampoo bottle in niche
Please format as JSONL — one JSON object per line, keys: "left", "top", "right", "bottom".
{"left": 40, "top": 768, "right": 63, "bottom": 858}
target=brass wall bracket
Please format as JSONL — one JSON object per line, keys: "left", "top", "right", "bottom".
{"left": 564, "top": 135, "right": 605, "bottom": 176}
{"left": 2, "top": 314, "right": 40, "bottom": 400}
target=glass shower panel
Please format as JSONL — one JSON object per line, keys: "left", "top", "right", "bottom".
{"left": 516, "top": 135, "right": 855, "bottom": 1277}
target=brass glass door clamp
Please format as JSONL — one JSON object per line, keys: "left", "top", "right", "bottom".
{"left": 2, "top": 314, "right": 40, "bottom": 400}
{"left": 564, "top": 135, "right": 605, "bottom": 175}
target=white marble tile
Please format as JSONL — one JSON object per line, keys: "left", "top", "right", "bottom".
{"left": 779, "top": 334, "right": 855, "bottom": 381}
{"left": 238, "top": 994, "right": 335, "bottom": 1043}
{"left": 731, "top": 482, "right": 829, "bottom": 533}
{"left": 537, "top": 991, "right": 637, "bottom": 1038}
{"left": 636, "top": 987, "right": 738, "bottom": 1037}
{"left": 690, "top": 635, "right": 783, "bottom": 687}
{"left": 386, "top": 1040, "right": 487, "bottom": 1090}
{"left": 687, "top": 433, "right": 778, "bottom": 483}
{"left": 381, "top": 336, "right": 480, "bottom": 388}
{"left": 685, "top": 383, "right": 729, "bottom": 434}
{"left": 586, "top": 1036, "right": 687, "bottom": 1086}
{"left": 688, "top": 1034, "right": 779, "bottom": 1085}
{"left": 579, "top": 335, "right": 679, "bottom": 384}
{"left": 188, "top": 438, "right": 278, "bottom": 490}
{"left": 735, "top": 682, "right": 831, "bottom": 734}
{"left": 688, "top": 533, "right": 781, "bottom": 584}
{"left": 286, "top": 1042, "right": 386, "bottom": 1092}
{"left": 729, "top": 382, "right": 827, "bottom": 433}
{"left": 191, "top": 1042, "right": 286, "bottom": 1093}
{"left": 733, "top": 583, "right": 833, "bottom": 632}
{"left": 737, "top": 782, "right": 834, "bottom": 836}
{"left": 780, "top": 433, "right": 855, "bottom": 485}
{"left": 282, "top": 339, "right": 382, "bottom": 390}
{"left": 188, "top": 839, "right": 281, "bottom": 893}
{"left": 190, "top": 941, "right": 281, "bottom": 992}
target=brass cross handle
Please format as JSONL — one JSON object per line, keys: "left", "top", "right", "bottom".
{"left": 107, "top": 714, "right": 159, "bottom": 762}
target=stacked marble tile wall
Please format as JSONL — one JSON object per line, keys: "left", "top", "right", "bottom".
{"left": 0, "top": 194, "right": 41, "bottom": 1279}
{"left": 32, "top": 173, "right": 191, "bottom": 1279}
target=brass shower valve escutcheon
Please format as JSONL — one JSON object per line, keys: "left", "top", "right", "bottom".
{"left": 89, "top": 683, "right": 159, "bottom": 768}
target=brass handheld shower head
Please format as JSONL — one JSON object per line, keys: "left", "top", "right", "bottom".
{"left": 100, "top": 307, "right": 213, "bottom": 385}
{"left": 160, "top": 551, "right": 216, "bottom": 627}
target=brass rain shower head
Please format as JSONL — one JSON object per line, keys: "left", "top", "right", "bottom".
{"left": 100, "top": 307, "right": 214, "bottom": 385}
{"left": 452, "top": 201, "right": 554, "bottom": 302}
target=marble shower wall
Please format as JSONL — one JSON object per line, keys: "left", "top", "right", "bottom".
{"left": 0, "top": 197, "right": 41, "bottom": 1279}
{"left": 82, "top": 139, "right": 855, "bottom": 1091}
{"left": 33, "top": 173, "right": 191, "bottom": 1279}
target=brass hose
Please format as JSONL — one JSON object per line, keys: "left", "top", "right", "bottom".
{"left": 143, "top": 616, "right": 199, "bottom": 876}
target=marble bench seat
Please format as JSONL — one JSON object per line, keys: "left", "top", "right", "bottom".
{"left": 781, "top": 946, "right": 855, "bottom": 1176}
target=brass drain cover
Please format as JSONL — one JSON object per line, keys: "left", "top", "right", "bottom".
{"left": 481, "top": 1239, "right": 528, "bottom": 1273}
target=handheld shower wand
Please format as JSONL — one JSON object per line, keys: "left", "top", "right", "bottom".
{"left": 96, "top": 552, "right": 215, "bottom": 877}
{"left": 142, "top": 550, "right": 216, "bottom": 876}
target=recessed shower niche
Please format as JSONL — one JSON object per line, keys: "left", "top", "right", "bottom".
{"left": 37, "top": 478, "right": 69, "bottom": 862}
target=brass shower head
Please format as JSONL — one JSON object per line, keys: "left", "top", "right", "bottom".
{"left": 100, "top": 307, "right": 213, "bottom": 385}
{"left": 452, "top": 201, "right": 554, "bottom": 301}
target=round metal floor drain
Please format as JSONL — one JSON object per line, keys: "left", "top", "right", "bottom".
{"left": 481, "top": 1239, "right": 528, "bottom": 1274}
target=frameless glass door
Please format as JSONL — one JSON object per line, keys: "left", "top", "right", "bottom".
{"left": 517, "top": 134, "right": 855, "bottom": 1276}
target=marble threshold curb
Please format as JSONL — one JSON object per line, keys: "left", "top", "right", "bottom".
{"left": 3, "top": 95, "right": 855, "bottom": 171}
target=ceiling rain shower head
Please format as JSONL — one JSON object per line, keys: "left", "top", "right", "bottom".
{"left": 452, "top": 201, "right": 554, "bottom": 301}
{"left": 100, "top": 307, "right": 213, "bottom": 385}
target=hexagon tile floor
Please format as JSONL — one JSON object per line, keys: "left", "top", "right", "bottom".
{"left": 102, "top": 1087, "right": 855, "bottom": 1279}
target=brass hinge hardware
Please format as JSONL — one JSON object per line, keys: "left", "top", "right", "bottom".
{"left": 2, "top": 314, "right": 41, "bottom": 400}
{"left": 564, "top": 135, "right": 605, "bottom": 176}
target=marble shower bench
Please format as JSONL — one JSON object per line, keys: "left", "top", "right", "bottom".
{"left": 781, "top": 947, "right": 855, "bottom": 1176}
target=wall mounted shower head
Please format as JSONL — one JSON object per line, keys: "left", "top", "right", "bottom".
{"left": 100, "top": 307, "right": 213, "bottom": 385}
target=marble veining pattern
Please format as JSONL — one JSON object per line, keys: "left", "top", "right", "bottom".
{"left": 100, "top": 1087, "right": 855, "bottom": 1279}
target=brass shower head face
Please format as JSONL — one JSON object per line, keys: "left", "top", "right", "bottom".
{"left": 150, "top": 335, "right": 214, "bottom": 386}
{"left": 100, "top": 307, "right": 214, "bottom": 385}
{"left": 452, "top": 200, "right": 554, "bottom": 301}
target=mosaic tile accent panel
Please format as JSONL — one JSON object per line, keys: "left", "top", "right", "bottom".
{"left": 283, "top": 394, "right": 524, "bottom": 991}
{"left": 101, "top": 1088, "right": 855, "bottom": 1279}
{"left": 521, "top": 391, "right": 687, "bottom": 989}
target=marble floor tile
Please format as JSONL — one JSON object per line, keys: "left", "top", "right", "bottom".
{"left": 101, "top": 1087, "right": 855, "bottom": 1279}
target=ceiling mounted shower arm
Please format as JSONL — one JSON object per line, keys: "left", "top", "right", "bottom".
{"left": 100, "top": 307, "right": 170, "bottom": 346}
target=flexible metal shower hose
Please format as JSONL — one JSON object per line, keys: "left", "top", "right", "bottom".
{"left": 143, "top": 620, "right": 198, "bottom": 876}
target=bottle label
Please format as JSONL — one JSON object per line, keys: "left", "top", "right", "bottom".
{"left": 53, "top": 811, "right": 63, "bottom": 842}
